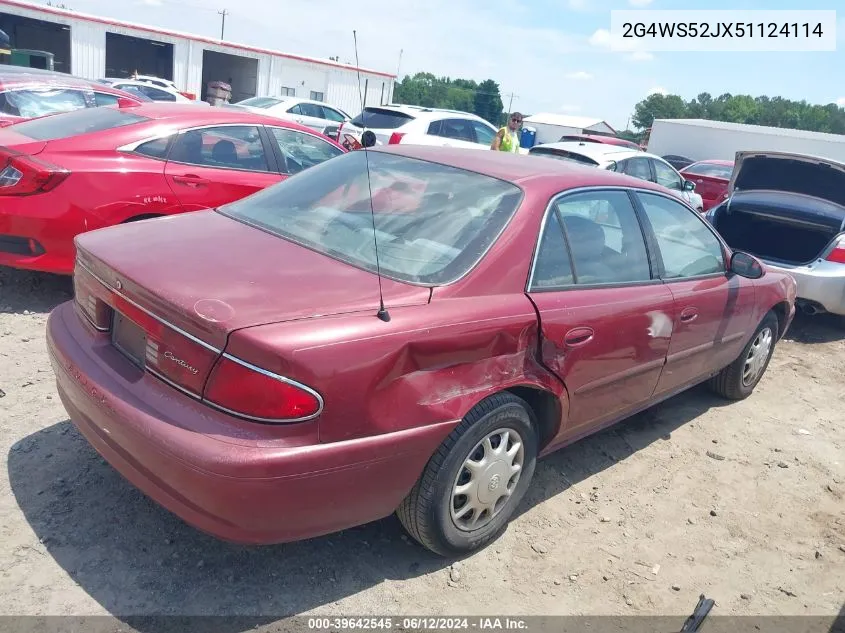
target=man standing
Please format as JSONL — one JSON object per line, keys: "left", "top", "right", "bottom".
{"left": 491, "top": 112, "right": 523, "bottom": 152}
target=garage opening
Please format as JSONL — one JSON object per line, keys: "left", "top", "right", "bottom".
{"left": 0, "top": 13, "right": 71, "bottom": 72}
{"left": 105, "top": 32, "right": 173, "bottom": 79}
{"left": 201, "top": 49, "right": 257, "bottom": 103}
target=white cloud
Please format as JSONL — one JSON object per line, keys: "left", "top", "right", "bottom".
{"left": 628, "top": 0, "right": 653, "bottom": 5}
{"left": 837, "top": 97, "right": 845, "bottom": 107}
{"left": 589, "top": 27, "right": 652, "bottom": 55}
{"left": 648, "top": 86, "right": 668, "bottom": 96}
{"left": 627, "top": 50, "right": 654, "bottom": 61}
{"left": 565, "top": 71, "right": 592, "bottom": 80}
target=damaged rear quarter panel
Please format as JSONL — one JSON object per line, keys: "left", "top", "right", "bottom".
{"left": 224, "top": 294, "right": 565, "bottom": 445}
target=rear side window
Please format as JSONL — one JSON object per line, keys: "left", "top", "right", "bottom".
{"left": 10, "top": 106, "right": 149, "bottom": 141}
{"left": 135, "top": 136, "right": 173, "bottom": 159}
{"left": 0, "top": 88, "right": 88, "bottom": 118}
{"left": 93, "top": 92, "right": 119, "bottom": 107}
{"left": 351, "top": 108, "right": 414, "bottom": 130}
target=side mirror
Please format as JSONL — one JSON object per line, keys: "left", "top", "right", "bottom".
{"left": 730, "top": 251, "right": 765, "bottom": 279}
{"left": 683, "top": 179, "right": 696, "bottom": 192}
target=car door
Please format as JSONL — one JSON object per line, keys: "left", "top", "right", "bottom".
{"left": 164, "top": 124, "right": 283, "bottom": 212}
{"left": 288, "top": 102, "right": 326, "bottom": 132}
{"left": 265, "top": 125, "right": 345, "bottom": 176}
{"left": 527, "top": 189, "right": 675, "bottom": 438}
{"left": 433, "top": 118, "right": 482, "bottom": 149}
{"left": 650, "top": 157, "right": 690, "bottom": 202}
{"left": 681, "top": 165, "right": 729, "bottom": 210}
{"left": 632, "top": 190, "right": 756, "bottom": 396}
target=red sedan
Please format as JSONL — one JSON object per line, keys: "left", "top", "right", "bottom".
{"left": 680, "top": 160, "right": 734, "bottom": 211}
{"left": 0, "top": 102, "right": 345, "bottom": 274}
{"left": 47, "top": 146, "right": 796, "bottom": 556}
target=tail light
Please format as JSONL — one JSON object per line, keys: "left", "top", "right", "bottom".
{"left": 0, "top": 147, "right": 69, "bottom": 196}
{"left": 388, "top": 132, "right": 405, "bottom": 145}
{"left": 203, "top": 355, "right": 323, "bottom": 423}
{"left": 73, "top": 267, "right": 111, "bottom": 331}
{"left": 825, "top": 236, "right": 845, "bottom": 264}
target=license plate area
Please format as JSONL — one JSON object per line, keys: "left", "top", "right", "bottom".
{"left": 111, "top": 311, "right": 147, "bottom": 369}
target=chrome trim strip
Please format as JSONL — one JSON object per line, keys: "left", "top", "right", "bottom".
{"left": 76, "top": 260, "right": 221, "bottom": 353}
{"left": 146, "top": 365, "right": 203, "bottom": 401}
{"left": 203, "top": 353, "right": 325, "bottom": 424}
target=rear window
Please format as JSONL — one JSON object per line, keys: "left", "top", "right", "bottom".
{"left": 351, "top": 107, "right": 415, "bottom": 130}
{"left": 219, "top": 151, "right": 522, "bottom": 285}
{"left": 529, "top": 147, "right": 599, "bottom": 167}
{"left": 237, "top": 96, "right": 284, "bottom": 109}
{"left": 10, "top": 106, "right": 149, "bottom": 141}
{"left": 0, "top": 88, "right": 87, "bottom": 118}
{"left": 683, "top": 163, "right": 733, "bottom": 179}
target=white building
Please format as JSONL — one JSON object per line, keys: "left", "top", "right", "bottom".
{"left": 523, "top": 113, "right": 617, "bottom": 145}
{"left": 0, "top": 0, "right": 395, "bottom": 114}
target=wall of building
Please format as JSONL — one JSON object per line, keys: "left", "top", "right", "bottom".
{"left": 0, "top": 0, "right": 394, "bottom": 115}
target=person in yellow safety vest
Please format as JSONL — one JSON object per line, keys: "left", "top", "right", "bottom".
{"left": 491, "top": 112, "right": 523, "bottom": 152}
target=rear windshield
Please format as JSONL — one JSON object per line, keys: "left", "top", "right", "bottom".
{"left": 529, "top": 147, "right": 599, "bottom": 166}
{"left": 683, "top": 163, "right": 733, "bottom": 179}
{"left": 351, "top": 107, "right": 415, "bottom": 130}
{"left": 219, "top": 151, "right": 522, "bottom": 285}
{"left": 10, "top": 106, "right": 149, "bottom": 141}
{"left": 236, "top": 96, "right": 284, "bottom": 109}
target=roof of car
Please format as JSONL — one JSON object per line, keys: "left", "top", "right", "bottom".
{"left": 531, "top": 141, "right": 640, "bottom": 162}
{"left": 110, "top": 102, "right": 331, "bottom": 133}
{"left": 365, "top": 103, "right": 490, "bottom": 123}
{"left": 372, "top": 145, "right": 670, "bottom": 192}
{"left": 0, "top": 69, "right": 133, "bottom": 96}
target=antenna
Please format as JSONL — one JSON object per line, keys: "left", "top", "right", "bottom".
{"left": 353, "top": 29, "right": 390, "bottom": 322}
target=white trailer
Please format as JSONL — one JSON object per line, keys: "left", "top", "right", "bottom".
{"left": 646, "top": 118, "right": 845, "bottom": 163}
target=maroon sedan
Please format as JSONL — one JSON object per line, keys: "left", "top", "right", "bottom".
{"left": 47, "top": 146, "right": 796, "bottom": 556}
{"left": 680, "top": 159, "right": 734, "bottom": 211}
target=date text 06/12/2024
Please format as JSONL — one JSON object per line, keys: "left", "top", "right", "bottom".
{"left": 608, "top": 9, "right": 837, "bottom": 52}
{"left": 307, "top": 618, "right": 529, "bottom": 631}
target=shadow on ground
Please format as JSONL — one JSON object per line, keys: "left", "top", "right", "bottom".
{"left": 0, "top": 267, "right": 73, "bottom": 315}
{"left": 8, "top": 384, "right": 730, "bottom": 628}
{"left": 783, "top": 310, "right": 844, "bottom": 345}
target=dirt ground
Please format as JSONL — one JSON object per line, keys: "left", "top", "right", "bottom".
{"left": 1, "top": 265, "right": 843, "bottom": 619}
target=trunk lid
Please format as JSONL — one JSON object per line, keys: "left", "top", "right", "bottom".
{"left": 74, "top": 210, "right": 431, "bottom": 351}
{"left": 729, "top": 151, "right": 845, "bottom": 209}
{"left": 0, "top": 126, "right": 48, "bottom": 155}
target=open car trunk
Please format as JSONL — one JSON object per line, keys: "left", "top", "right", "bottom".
{"left": 713, "top": 152, "right": 845, "bottom": 265}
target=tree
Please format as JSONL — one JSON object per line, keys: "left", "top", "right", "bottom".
{"left": 392, "top": 73, "right": 503, "bottom": 123}
{"left": 630, "top": 90, "right": 845, "bottom": 136}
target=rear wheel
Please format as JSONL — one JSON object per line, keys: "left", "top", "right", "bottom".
{"left": 397, "top": 393, "right": 538, "bottom": 557}
{"left": 708, "top": 311, "right": 778, "bottom": 400}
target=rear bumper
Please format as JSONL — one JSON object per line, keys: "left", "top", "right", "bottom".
{"left": 47, "top": 301, "right": 452, "bottom": 544}
{"left": 0, "top": 196, "right": 81, "bottom": 274}
{"left": 765, "top": 260, "right": 845, "bottom": 316}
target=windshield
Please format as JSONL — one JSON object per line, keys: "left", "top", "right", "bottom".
{"left": 10, "top": 106, "right": 149, "bottom": 141}
{"left": 237, "top": 96, "right": 284, "bottom": 108}
{"left": 219, "top": 151, "right": 522, "bottom": 285}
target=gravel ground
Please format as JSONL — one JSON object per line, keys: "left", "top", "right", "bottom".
{"left": 1, "top": 266, "right": 844, "bottom": 618}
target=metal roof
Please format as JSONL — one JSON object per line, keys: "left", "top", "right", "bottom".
{"left": 523, "top": 113, "right": 616, "bottom": 133}
{"left": 654, "top": 118, "right": 845, "bottom": 143}
{"left": 0, "top": 0, "right": 396, "bottom": 79}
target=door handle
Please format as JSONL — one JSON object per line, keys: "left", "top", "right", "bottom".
{"left": 172, "top": 174, "right": 208, "bottom": 186}
{"left": 680, "top": 307, "right": 698, "bottom": 323}
{"left": 564, "top": 326, "right": 594, "bottom": 347}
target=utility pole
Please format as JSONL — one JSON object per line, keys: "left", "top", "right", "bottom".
{"left": 505, "top": 92, "right": 518, "bottom": 114}
{"left": 218, "top": 9, "right": 228, "bottom": 40}
{"left": 396, "top": 49, "right": 403, "bottom": 79}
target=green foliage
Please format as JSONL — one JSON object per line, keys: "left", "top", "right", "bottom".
{"left": 393, "top": 73, "right": 504, "bottom": 124}
{"left": 632, "top": 91, "right": 845, "bottom": 135}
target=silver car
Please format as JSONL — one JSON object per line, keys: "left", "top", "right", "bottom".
{"left": 707, "top": 151, "right": 845, "bottom": 317}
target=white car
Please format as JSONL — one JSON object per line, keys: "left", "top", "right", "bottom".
{"left": 227, "top": 96, "right": 351, "bottom": 134}
{"left": 338, "top": 104, "right": 505, "bottom": 151}
{"left": 103, "top": 79, "right": 200, "bottom": 105}
{"left": 530, "top": 141, "right": 704, "bottom": 211}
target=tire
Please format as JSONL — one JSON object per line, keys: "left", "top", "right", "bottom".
{"left": 708, "top": 311, "right": 779, "bottom": 400}
{"left": 397, "top": 392, "right": 538, "bottom": 557}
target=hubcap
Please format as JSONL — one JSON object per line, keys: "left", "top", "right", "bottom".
{"left": 743, "top": 327, "right": 773, "bottom": 386}
{"left": 450, "top": 428, "right": 525, "bottom": 532}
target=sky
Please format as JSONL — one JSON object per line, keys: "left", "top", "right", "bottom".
{"left": 50, "top": 0, "right": 845, "bottom": 130}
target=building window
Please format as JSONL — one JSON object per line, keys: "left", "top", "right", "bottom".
{"left": 280, "top": 87, "right": 296, "bottom": 96}
{"left": 310, "top": 91, "right": 324, "bottom": 101}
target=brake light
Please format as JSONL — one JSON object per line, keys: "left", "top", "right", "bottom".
{"left": 388, "top": 132, "right": 405, "bottom": 145}
{"left": 0, "top": 148, "right": 69, "bottom": 196}
{"left": 203, "top": 355, "right": 322, "bottom": 422}
{"left": 825, "top": 236, "right": 845, "bottom": 264}
{"left": 73, "top": 266, "right": 111, "bottom": 331}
